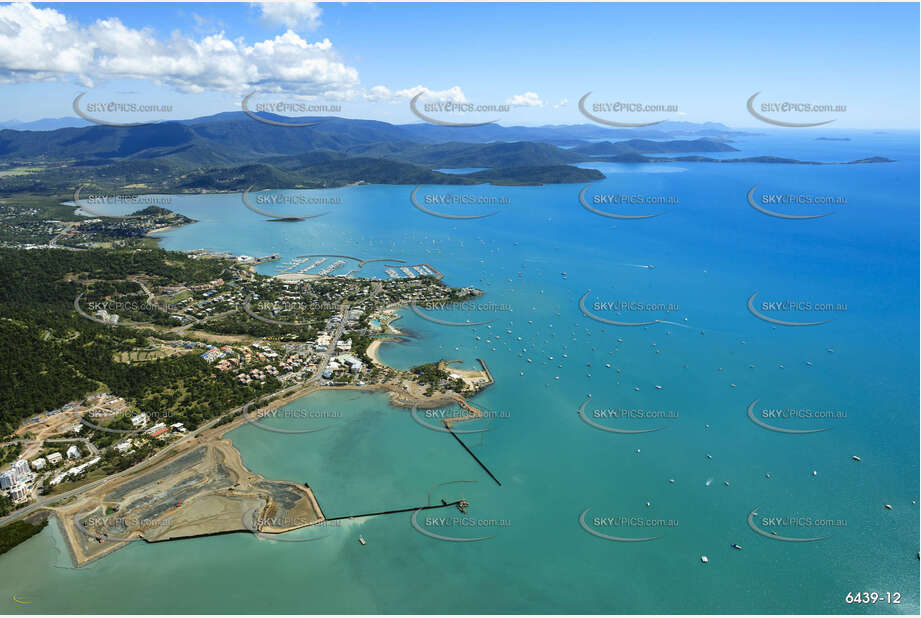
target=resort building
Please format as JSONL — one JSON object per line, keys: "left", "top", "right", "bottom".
{"left": 8, "top": 484, "right": 28, "bottom": 503}
{"left": 11, "top": 459, "right": 30, "bottom": 479}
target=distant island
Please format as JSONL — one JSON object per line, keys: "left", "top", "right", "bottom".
{"left": 606, "top": 154, "right": 894, "bottom": 165}
{"left": 571, "top": 138, "right": 738, "bottom": 156}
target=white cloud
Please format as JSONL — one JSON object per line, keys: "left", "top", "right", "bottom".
{"left": 363, "top": 85, "right": 392, "bottom": 101}
{"left": 258, "top": 2, "right": 322, "bottom": 32}
{"left": 0, "top": 2, "right": 357, "bottom": 95}
{"left": 553, "top": 97, "right": 568, "bottom": 109}
{"left": 506, "top": 91, "right": 543, "bottom": 107}
{"left": 394, "top": 85, "right": 467, "bottom": 103}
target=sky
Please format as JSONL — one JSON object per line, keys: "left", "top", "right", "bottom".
{"left": 0, "top": 2, "right": 918, "bottom": 128}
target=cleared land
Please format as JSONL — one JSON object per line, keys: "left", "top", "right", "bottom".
{"left": 54, "top": 439, "right": 322, "bottom": 566}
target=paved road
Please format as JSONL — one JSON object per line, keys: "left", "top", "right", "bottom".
{"left": 1, "top": 289, "right": 369, "bottom": 526}
{"left": 0, "top": 437, "right": 99, "bottom": 457}
{"left": 48, "top": 223, "right": 72, "bottom": 247}
{"left": 0, "top": 383, "right": 275, "bottom": 526}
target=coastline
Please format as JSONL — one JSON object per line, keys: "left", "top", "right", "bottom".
{"left": 26, "top": 204, "right": 495, "bottom": 566}
{"left": 365, "top": 309, "right": 407, "bottom": 366}
{"left": 144, "top": 223, "right": 179, "bottom": 236}
{"left": 53, "top": 437, "right": 324, "bottom": 567}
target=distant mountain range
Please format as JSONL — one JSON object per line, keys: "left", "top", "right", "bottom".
{"left": 0, "top": 113, "right": 742, "bottom": 163}
{"left": 0, "top": 117, "right": 92, "bottom": 131}
{"left": 0, "top": 113, "right": 744, "bottom": 139}
{"left": 0, "top": 113, "right": 889, "bottom": 193}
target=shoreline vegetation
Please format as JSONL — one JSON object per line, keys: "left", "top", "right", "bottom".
{"left": 4, "top": 249, "right": 493, "bottom": 565}
{"left": 2, "top": 119, "right": 895, "bottom": 564}
{"left": 49, "top": 350, "right": 492, "bottom": 567}
{"left": 0, "top": 513, "right": 49, "bottom": 557}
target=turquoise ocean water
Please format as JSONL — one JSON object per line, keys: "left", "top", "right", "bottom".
{"left": 1, "top": 131, "right": 917, "bottom": 613}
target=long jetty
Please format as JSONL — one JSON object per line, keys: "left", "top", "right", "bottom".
{"left": 445, "top": 424, "right": 502, "bottom": 486}
{"left": 326, "top": 500, "right": 462, "bottom": 521}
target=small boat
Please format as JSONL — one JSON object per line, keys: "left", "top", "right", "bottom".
{"left": 852, "top": 455, "right": 861, "bottom": 461}
{"left": 731, "top": 543, "right": 742, "bottom": 550}
{"left": 358, "top": 536, "right": 367, "bottom": 545}
{"left": 700, "top": 556, "right": 709, "bottom": 564}
{"left": 884, "top": 504, "right": 892, "bottom": 510}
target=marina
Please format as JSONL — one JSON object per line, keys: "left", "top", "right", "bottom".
{"left": 1, "top": 131, "right": 916, "bottom": 615}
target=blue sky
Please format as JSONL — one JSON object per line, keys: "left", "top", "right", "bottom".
{"left": 0, "top": 2, "right": 918, "bottom": 128}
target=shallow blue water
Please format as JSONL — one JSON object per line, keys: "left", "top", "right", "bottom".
{"left": 1, "top": 131, "right": 917, "bottom": 613}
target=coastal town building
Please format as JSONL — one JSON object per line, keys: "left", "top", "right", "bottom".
{"left": 94, "top": 309, "right": 119, "bottom": 324}
{"left": 201, "top": 347, "right": 224, "bottom": 363}
{"left": 11, "top": 459, "right": 30, "bottom": 479}
{"left": 46, "top": 452, "right": 63, "bottom": 465}
{"left": 314, "top": 333, "right": 331, "bottom": 352}
{"left": 335, "top": 354, "right": 364, "bottom": 373}
{"left": 146, "top": 423, "right": 168, "bottom": 438}
{"left": 1, "top": 461, "right": 34, "bottom": 492}
{"left": 66, "top": 445, "right": 82, "bottom": 460}
{"left": 49, "top": 457, "right": 102, "bottom": 486}
{"left": 8, "top": 484, "right": 28, "bottom": 503}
